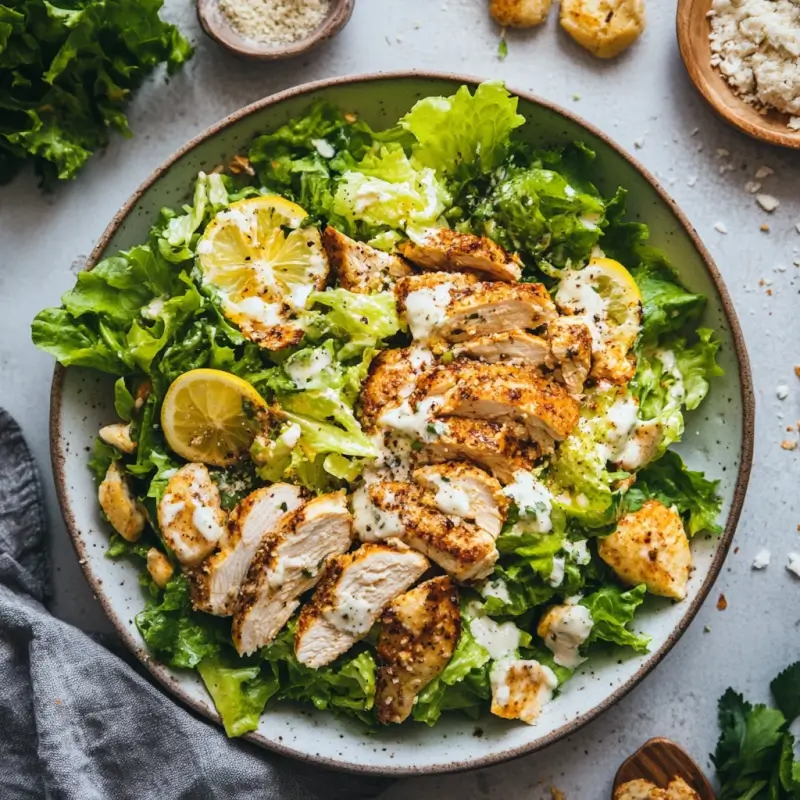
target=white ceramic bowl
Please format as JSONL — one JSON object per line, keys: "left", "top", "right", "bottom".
{"left": 50, "top": 72, "right": 754, "bottom": 775}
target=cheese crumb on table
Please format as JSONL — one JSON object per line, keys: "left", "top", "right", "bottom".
{"left": 708, "top": 0, "right": 800, "bottom": 127}
{"left": 219, "top": 0, "right": 331, "bottom": 45}
{"left": 787, "top": 553, "right": 800, "bottom": 578}
{"left": 752, "top": 548, "right": 771, "bottom": 569}
{"left": 756, "top": 194, "right": 780, "bottom": 212}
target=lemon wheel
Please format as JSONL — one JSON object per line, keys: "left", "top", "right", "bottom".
{"left": 196, "top": 196, "right": 329, "bottom": 350}
{"left": 556, "top": 257, "right": 642, "bottom": 383}
{"left": 161, "top": 369, "right": 268, "bottom": 467}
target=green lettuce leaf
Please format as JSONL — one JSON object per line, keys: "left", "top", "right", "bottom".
{"left": 261, "top": 623, "right": 376, "bottom": 724}
{"left": 197, "top": 655, "right": 279, "bottom": 737}
{"left": 622, "top": 450, "right": 722, "bottom": 536}
{"left": 401, "top": 81, "right": 524, "bottom": 185}
{"left": 0, "top": 0, "right": 192, "bottom": 187}
{"left": 333, "top": 144, "right": 450, "bottom": 234}
{"left": 135, "top": 574, "right": 225, "bottom": 669}
{"left": 580, "top": 584, "right": 650, "bottom": 653}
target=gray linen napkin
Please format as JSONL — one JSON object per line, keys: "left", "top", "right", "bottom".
{"left": 0, "top": 408, "right": 389, "bottom": 800}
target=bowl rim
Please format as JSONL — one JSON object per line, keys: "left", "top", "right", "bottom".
{"left": 49, "top": 69, "right": 755, "bottom": 776}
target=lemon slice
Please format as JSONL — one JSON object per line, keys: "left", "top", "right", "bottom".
{"left": 197, "top": 196, "right": 329, "bottom": 350}
{"left": 161, "top": 369, "right": 268, "bottom": 467}
{"left": 555, "top": 257, "right": 642, "bottom": 384}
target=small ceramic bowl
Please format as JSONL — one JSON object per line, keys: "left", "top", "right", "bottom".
{"left": 676, "top": 0, "right": 800, "bottom": 149}
{"left": 197, "top": 0, "right": 354, "bottom": 60}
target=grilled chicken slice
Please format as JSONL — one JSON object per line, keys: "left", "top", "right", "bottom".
{"left": 99, "top": 422, "right": 136, "bottom": 454}
{"left": 295, "top": 539, "right": 429, "bottom": 668}
{"left": 376, "top": 576, "right": 461, "bottom": 724}
{"left": 413, "top": 463, "right": 508, "bottom": 538}
{"left": 598, "top": 500, "right": 692, "bottom": 600}
{"left": 546, "top": 317, "right": 593, "bottom": 394}
{"left": 419, "top": 417, "right": 541, "bottom": 484}
{"left": 399, "top": 229, "right": 523, "bottom": 282}
{"left": 394, "top": 271, "right": 479, "bottom": 342}
{"left": 434, "top": 282, "right": 557, "bottom": 343}
{"left": 322, "top": 226, "right": 413, "bottom": 293}
{"left": 432, "top": 363, "right": 580, "bottom": 446}
{"left": 453, "top": 330, "right": 550, "bottom": 365}
{"left": 367, "top": 481, "right": 498, "bottom": 581}
{"left": 98, "top": 462, "right": 146, "bottom": 542}
{"left": 146, "top": 548, "right": 174, "bottom": 589}
{"left": 158, "top": 463, "right": 227, "bottom": 567}
{"left": 490, "top": 659, "right": 558, "bottom": 724}
{"left": 359, "top": 346, "right": 435, "bottom": 429}
{"left": 232, "top": 491, "right": 353, "bottom": 656}
{"left": 192, "top": 483, "right": 305, "bottom": 615}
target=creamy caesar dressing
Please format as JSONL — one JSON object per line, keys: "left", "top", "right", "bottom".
{"left": 424, "top": 474, "right": 472, "bottom": 517}
{"left": 599, "top": 393, "right": 661, "bottom": 471}
{"left": 548, "top": 556, "right": 565, "bottom": 587}
{"left": 480, "top": 577, "right": 512, "bottom": 605}
{"left": 141, "top": 296, "right": 166, "bottom": 320}
{"left": 285, "top": 347, "right": 333, "bottom": 389}
{"left": 279, "top": 422, "right": 302, "bottom": 449}
{"left": 404, "top": 283, "right": 454, "bottom": 340}
{"left": 469, "top": 614, "right": 522, "bottom": 659}
{"left": 656, "top": 349, "right": 687, "bottom": 407}
{"left": 267, "top": 553, "right": 310, "bottom": 590}
{"left": 323, "top": 591, "right": 375, "bottom": 636}
{"left": 379, "top": 394, "right": 444, "bottom": 442}
{"left": 503, "top": 470, "right": 553, "bottom": 532}
{"left": 351, "top": 484, "right": 404, "bottom": 541}
{"left": 541, "top": 604, "right": 593, "bottom": 669}
{"left": 159, "top": 500, "right": 185, "bottom": 526}
{"left": 310, "top": 138, "right": 335, "bottom": 158}
{"left": 489, "top": 659, "right": 558, "bottom": 721}
{"left": 193, "top": 505, "right": 225, "bottom": 542}
{"left": 227, "top": 294, "right": 285, "bottom": 326}
{"left": 556, "top": 268, "right": 607, "bottom": 351}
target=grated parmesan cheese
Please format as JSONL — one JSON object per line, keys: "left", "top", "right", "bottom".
{"left": 708, "top": 0, "right": 800, "bottom": 127}
{"left": 220, "top": 0, "right": 331, "bottom": 45}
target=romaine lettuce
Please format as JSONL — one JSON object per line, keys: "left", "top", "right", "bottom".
{"left": 401, "top": 81, "right": 525, "bottom": 185}
{"left": 580, "top": 584, "right": 651, "bottom": 653}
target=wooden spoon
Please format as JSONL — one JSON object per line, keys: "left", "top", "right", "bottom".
{"left": 676, "top": 0, "right": 800, "bottom": 149}
{"left": 613, "top": 738, "right": 716, "bottom": 799}
{"left": 197, "top": 0, "right": 354, "bottom": 60}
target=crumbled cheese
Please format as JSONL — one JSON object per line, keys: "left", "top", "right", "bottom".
{"left": 756, "top": 194, "right": 780, "bottom": 212}
{"left": 752, "top": 548, "right": 771, "bottom": 569}
{"left": 777, "top": 384, "right": 790, "bottom": 400}
{"left": 714, "top": 221, "right": 729, "bottom": 234}
{"left": 687, "top": 175, "right": 698, "bottom": 187}
{"left": 633, "top": 138, "right": 644, "bottom": 149}
{"left": 744, "top": 180, "right": 761, "bottom": 194}
{"left": 709, "top": 0, "right": 800, "bottom": 127}
{"left": 787, "top": 553, "right": 800, "bottom": 578}
{"left": 755, "top": 165, "right": 774, "bottom": 179}
{"left": 219, "top": 0, "right": 331, "bottom": 45}
{"left": 716, "top": 147, "right": 730, "bottom": 158}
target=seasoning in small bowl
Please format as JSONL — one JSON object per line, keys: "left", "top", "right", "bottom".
{"left": 197, "top": 0, "right": 354, "bottom": 59}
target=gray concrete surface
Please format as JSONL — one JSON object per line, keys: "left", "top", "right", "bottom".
{"left": 1, "top": 0, "right": 798, "bottom": 796}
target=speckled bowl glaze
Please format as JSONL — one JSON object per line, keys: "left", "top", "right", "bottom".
{"left": 50, "top": 72, "right": 754, "bottom": 775}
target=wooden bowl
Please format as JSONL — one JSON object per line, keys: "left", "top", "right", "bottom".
{"left": 677, "top": 0, "right": 800, "bottom": 148}
{"left": 197, "top": 0, "right": 354, "bottom": 60}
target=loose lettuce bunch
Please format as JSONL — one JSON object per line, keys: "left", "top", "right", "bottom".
{"left": 0, "top": 0, "right": 192, "bottom": 187}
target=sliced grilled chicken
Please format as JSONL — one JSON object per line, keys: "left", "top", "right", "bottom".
{"left": 99, "top": 422, "right": 136, "bottom": 454}
{"left": 146, "top": 548, "right": 174, "bottom": 589}
{"left": 394, "top": 271, "right": 479, "bottom": 342}
{"left": 434, "top": 282, "right": 557, "bottom": 343}
{"left": 98, "top": 462, "right": 146, "bottom": 542}
{"left": 376, "top": 576, "right": 461, "bottom": 724}
{"left": 399, "top": 229, "right": 523, "bottom": 282}
{"left": 490, "top": 658, "right": 558, "bottom": 724}
{"left": 412, "top": 462, "right": 508, "bottom": 538}
{"left": 192, "top": 483, "right": 305, "bottom": 615}
{"left": 419, "top": 417, "right": 541, "bottom": 484}
{"left": 359, "top": 346, "right": 435, "bottom": 429}
{"left": 322, "top": 226, "right": 413, "bottom": 294}
{"left": 232, "top": 491, "right": 353, "bottom": 656}
{"left": 453, "top": 330, "right": 550, "bottom": 365}
{"left": 295, "top": 539, "right": 429, "bottom": 668}
{"left": 598, "top": 499, "right": 692, "bottom": 600}
{"left": 158, "top": 463, "right": 227, "bottom": 567}
{"left": 367, "top": 481, "right": 498, "bottom": 581}
{"left": 432, "top": 362, "right": 580, "bottom": 447}
{"left": 546, "top": 317, "right": 593, "bottom": 395}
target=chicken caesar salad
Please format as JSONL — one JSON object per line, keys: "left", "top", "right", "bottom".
{"left": 33, "top": 82, "right": 723, "bottom": 736}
